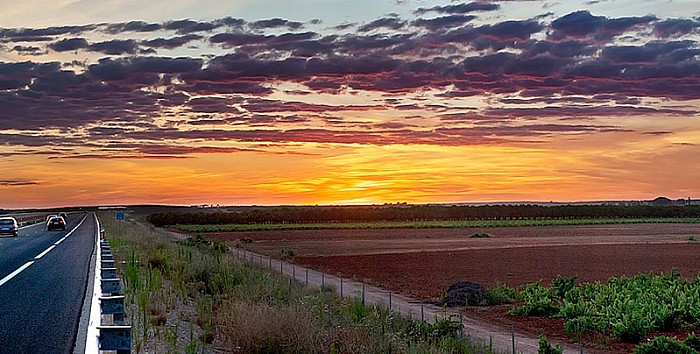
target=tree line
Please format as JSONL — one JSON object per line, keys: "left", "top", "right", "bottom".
{"left": 147, "top": 204, "right": 700, "bottom": 226}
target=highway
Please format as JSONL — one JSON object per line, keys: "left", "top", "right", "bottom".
{"left": 0, "top": 213, "right": 96, "bottom": 354}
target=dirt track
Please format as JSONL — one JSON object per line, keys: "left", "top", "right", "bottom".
{"left": 214, "top": 223, "right": 699, "bottom": 257}
{"left": 207, "top": 223, "right": 700, "bottom": 353}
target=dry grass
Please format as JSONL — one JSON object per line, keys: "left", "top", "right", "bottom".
{"left": 217, "top": 301, "right": 328, "bottom": 353}
{"left": 100, "top": 212, "right": 489, "bottom": 354}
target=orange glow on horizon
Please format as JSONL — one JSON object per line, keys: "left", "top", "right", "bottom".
{"left": 2, "top": 130, "right": 699, "bottom": 209}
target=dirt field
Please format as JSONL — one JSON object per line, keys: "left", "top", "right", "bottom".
{"left": 205, "top": 223, "right": 700, "bottom": 353}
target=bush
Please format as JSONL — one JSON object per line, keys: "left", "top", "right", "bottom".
{"left": 469, "top": 232, "right": 491, "bottom": 238}
{"left": 484, "top": 285, "right": 519, "bottom": 305}
{"left": 685, "top": 332, "right": 700, "bottom": 352}
{"left": 440, "top": 281, "right": 486, "bottom": 306}
{"left": 551, "top": 275, "right": 577, "bottom": 300}
{"left": 509, "top": 283, "right": 558, "bottom": 317}
{"left": 279, "top": 248, "right": 296, "bottom": 258}
{"left": 612, "top": 313, "right": 653, "bottom": 342}
{"left": 538, "top": 334, "right": 563, "bottom": 354}
{"left": 564, "top": 316, "right": 606, "bottom": 339}
{"left": 633, "top": 336, "right": 698, "bottom": 354}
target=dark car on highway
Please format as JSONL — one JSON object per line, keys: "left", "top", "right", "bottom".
{"left": 0, "top": 217, "right": 19, "bottom": 237}
{"left": 47, "top": 216, "right": 66, "bottom": 231}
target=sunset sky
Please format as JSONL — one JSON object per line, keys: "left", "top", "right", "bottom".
{"left": 1, "top": 0, "right": 699, "bottom": 209}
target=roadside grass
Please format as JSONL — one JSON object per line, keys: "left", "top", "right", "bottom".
{"left": 172, "top": 217, "right": 700, "bottom": 233}
{"left": 99, "top": 212, "right": 493, "bottom": 353}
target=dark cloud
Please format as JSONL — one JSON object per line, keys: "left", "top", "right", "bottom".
{"left": 412, "top": 15, "right": 477, "bottom": 30}
{"left": 601, "top": 41, "right": 699, "bottom": 64}
{"left": 249, "top": 18, "right": 303, "bottom": 30}
{"left": 654, "top": 18, "right": 700, "bottom": 38}
{"left": 0, "top": 180, "right": 39, "bottom": 186}
{"left": 0, "top": 25, "right": 96, "bottom": 40}
{"left": 333, "top": 23, "right": 356, "bottom": 31}
{"left": 104, "top": 21, "right": 162, "bottom": 34}
{"left": 87, "top": 56, "right": 202, "bottom": 81}
{"left": 1, "top": 10, "right": 699, "bottom": 158}
{"left": 88, "top": 39, "right": 139, "bottom": 54}
{"left": 414, "top": 2, "right": 500, "bottom": 15}
{"left": 358, "top": 16, "right": 407, "bottom": 32}
{"left": 142, "top": 34, "right": 203, "bottom": 49}
{"left": 164, "top": 19, "right": 220, "bottom": 34}
{"left": 11, "top": 45, "right": 43, "bottom": 55}
{"left": 210, "top": 32, "right": 269, "bottom": 46}
{"left": 214, "top": 17, "right": 247, "bottom": 28}
{"left": 550, "top": 10, "right": 656, "bottom": 41}
{"left": 470, "top": 20, "right": 544, "bottom": 41}
{"left": 49, "top": 37, "right": 89, "bottom": 52}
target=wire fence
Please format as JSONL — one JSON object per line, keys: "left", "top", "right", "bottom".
{"left": 233, "top": 247, "right": 586, "bottom": 354}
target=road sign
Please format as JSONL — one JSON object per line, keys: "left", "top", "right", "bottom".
{"left": 115, "top": 212, "right": 125, "bottom": 221}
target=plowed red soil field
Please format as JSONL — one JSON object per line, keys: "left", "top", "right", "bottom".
{"left": 206, "top": 223, "right": 700, "bottom": 353}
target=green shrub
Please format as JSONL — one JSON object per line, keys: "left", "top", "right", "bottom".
{"left": 538, "top": 334, "right": 563, "bottom": 354}
{"left": 279, "top": 248, "right": 296, "bottom": 258}
{"left": 509, "top": 283, "right": 558, "bottom": 317}
{"left": 633, "top": 336, "right": 698, "bottom": 354}
{"left": 611, "top": 313, "right": 653, "bottom": 343}
{"left": 551, "top": 275, "right": 577, "bottom": 299}
{"left": 685, "top": 332, "right": 700, "bottom": 352}
{"left": 564, "top": 316, "right": 605, "bottom": 339}
{"left": 484, "top": 285, "right": 519, "bottom": 305}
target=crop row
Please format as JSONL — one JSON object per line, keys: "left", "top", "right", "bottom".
{"left": 173, "top": 217, "right": 700, "bottom": 232}
{"left": 509, "top": 270, "right": 700, "bottom": 344}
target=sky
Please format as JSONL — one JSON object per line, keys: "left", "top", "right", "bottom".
{"left": 0, "top": 0, "right": 699, "bottom": 208}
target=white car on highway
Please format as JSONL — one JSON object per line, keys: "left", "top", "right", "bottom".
{"left": 0, "top": 217, "right": 19, "bottom": 237}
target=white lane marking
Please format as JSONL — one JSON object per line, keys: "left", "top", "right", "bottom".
{"left": 0, "top": 214, "right": 90, "bottom": 288}
{"left": 54, "top": 214, "right": 88, "bottom": 246}
{"left": 0, "top": 261, "right": 34, "bottom": 287}
{"left": 34, "top": 245, "right": 56, "bottom": 260}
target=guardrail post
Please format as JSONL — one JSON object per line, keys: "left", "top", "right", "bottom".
{"left": 101, "top": 278, "right": 122, "bottom": 296}
{"left": 101, "top": 267, "right": 118, "bottom": 279}
{"left": 98, "top": 325, "right": 131, "bottom": 353}
{"left": 100, "top": 296, "right": 126, "bottom": 325}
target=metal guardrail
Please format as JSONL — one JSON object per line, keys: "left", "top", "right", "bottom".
{"left": 97, "top": 232, "right": 131, "bottom": 353}
{"left": 85, "top": 221, "right": 132, "bottom": 354}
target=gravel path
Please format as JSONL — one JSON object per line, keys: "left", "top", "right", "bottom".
{"left": 231, "top": 247, "right": 591, "bottom": 354}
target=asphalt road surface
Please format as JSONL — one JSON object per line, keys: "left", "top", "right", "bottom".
{"left": 0, "top": 213, "right": 96, "bottom": 354}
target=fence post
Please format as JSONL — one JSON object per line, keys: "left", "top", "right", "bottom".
{"left": 362, "top": 284, "right": 365, "bottom": 305}
{"left": 340, "top": 279, "right": 343, "bottom": 298}
{"left": 459, "top": 313, "right": 464, "bottom": 339}
{"left": 280, "top": 260, "right": 283, "bottom": 274}
{"left": 305, "top": 269, "right": 309, "bottom": 285}
{"left": 389, "top": 292, "right": 392, "bottom": 311}
{"left": 420, "top": 302, "right": 424, "bottom": 322}
{"left": 512, "top": 325, "right": 515, "bottom": 354}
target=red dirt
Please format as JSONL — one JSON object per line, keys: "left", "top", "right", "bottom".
{"left": 204, "top": 223, "right": 700, "bottom": 353}
{"left": 291, "top": 243, "right": 700, "bottom": 297}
